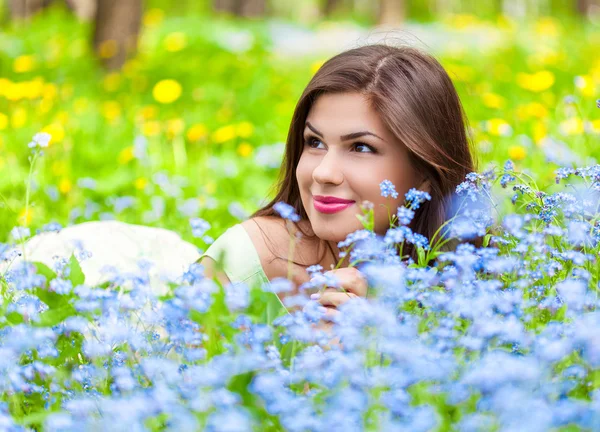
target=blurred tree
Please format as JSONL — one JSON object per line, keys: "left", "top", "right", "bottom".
{"left": 213, "top": 0, "right": 266, "bottom": 17}
{"left": 576, "top": 0, "right": 600, "bottom": 16}
{"left": 8, "top": 0, "right": 54, "bottom": 19}
{"left": 378, "top": 0, "right": 405, "bottom": 25}
{"left": 65, "top": 0, "right": 96, "bottom": 20}
{"left": 93, "top": 0, "right": 142, "bottom": 70}
{"left": 323, "top": 0, "right": 342, "bottom": 17}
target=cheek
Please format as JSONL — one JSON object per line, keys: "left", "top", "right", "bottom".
{"left": 295, "top": 157, "right": 313, "bottom": 190}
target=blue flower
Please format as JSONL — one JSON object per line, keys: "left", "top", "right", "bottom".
{"left": 27, "top": 132, "right": 51, "bottom": 149}
{"left": 273, "top": 201, "right": 300, "bottom": 222}
{"left": 405, "top": 188, "right": 431, "bottom": 210}
{"left": 397, "top": 206, "right": 415, "bottom": 225}
{"left": 190, "top": 217, "right": 211, "bottom": 238}
{"left": 380, "top": 179, "right": 399, "bottom": 199}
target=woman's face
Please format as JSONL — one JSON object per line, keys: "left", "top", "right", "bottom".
{"left": 296, "top": 92, "right": 426, "bottom": 242}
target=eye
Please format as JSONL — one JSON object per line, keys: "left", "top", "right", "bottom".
{"left": 304, "top": 136, "right": 326, "bottom": 149}
{"left": 353, "top": 142, "right": 377, "bottom": 154}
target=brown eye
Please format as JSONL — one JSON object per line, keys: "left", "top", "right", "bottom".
{"left": 304, "top": 136, "right": 325, "bottom": 149}
{"left": 353, "top": 142, "right": 376, "bottom": 154}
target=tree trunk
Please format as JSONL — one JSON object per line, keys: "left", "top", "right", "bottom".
{"left": 324, "top": 0, "right": 343, "bottom": 17}
{"left": 93, "top": 0, "right": 142, "bottom": 71}
{"left": 65, "top": 0, "right": 97, "bottom": 20}
{"left": 9, "top": 0, "right": 55, "bottom": 20}
{"left": 377, "top": 0, "right": 404, "bottom": 26}
{"left": 213, "top": 0, "right": 265, "bottom": 17}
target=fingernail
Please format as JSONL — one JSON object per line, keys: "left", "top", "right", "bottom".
{"left": 310, "top": 293, "right": 321, "bottom": 300}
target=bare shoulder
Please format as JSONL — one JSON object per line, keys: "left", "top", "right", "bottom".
{"left": 241, "top": 216, "right": 316, "bottom": 283}
{"left": 241, "top": 216, "right": 289, "bottom": 270}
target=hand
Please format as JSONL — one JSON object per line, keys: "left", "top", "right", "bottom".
{"left": 310, "top": 267, "right": 368, "bottom": 308}
{"left": 309, "top": 267, "right": 368, "bottom": 348}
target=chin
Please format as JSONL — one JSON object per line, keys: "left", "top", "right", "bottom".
{"left": 309, "top": 217, "right": 360, "bottom": 243}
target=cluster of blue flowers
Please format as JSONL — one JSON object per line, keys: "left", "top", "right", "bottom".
{"left": 4, "top": 139, "right": 600, "bottom": 430}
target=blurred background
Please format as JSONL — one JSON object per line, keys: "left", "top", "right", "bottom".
{"left": 0, "top": 0, "right": 599, "bottom": 247}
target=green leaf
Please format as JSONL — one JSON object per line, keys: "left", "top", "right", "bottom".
{"left": 68, "top": 254, "right": 85, "bottom": 286}
{"left": 35, "top": 304, "right": 78, "bottom": 327}
{"left": 32, "top": 261, "right": 57, "bottom": 281}
{"left": 482, "top": 233, "right": 493, "bottom": 248}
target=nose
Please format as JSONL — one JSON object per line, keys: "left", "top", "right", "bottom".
{"left": 312, "top": 150, "right": 344, "bottom": 186}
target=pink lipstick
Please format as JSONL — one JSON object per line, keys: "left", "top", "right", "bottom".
{"left": 313, "top": 195, "right": 355, "bottom": 214}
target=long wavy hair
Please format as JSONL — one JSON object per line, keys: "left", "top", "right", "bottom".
{"left": 251, "top": 43, "right": 480, "bottom": 266}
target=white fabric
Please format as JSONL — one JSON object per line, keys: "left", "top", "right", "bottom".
{"left": 1, "top": 221, "right": 201, "bottom": 295}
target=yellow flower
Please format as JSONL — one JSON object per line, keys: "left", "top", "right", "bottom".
{"left": 30, "top": 79, "right": 45, "bottom": 99}
{"left": 166, "top": 118, "right": 185, "bottom": 138}
{"left": 134, "top": 177, "right": 148, "bottom": 190}
{"left": 211, "top": 124, "right": 236, "bottom": 143}
{"left": 310, "top": 59, "right": 326, "bottom": 75}
{"left": 186, "top": 123, "right": 208, "bottom": 142}
{"left": 13, "top": 55, "right": 36, "bottom": 73}
{"left": 97, "top": 39, "right": 118, "bottom": 59}
{"left": 143, "top": 8, "right": 164, "bottom": 27}
{"left": 445, "top": 63, "right": 475, "bottom": 82}
{"left": 559, "top": 118, "right": 584, "bottom": 136}
{"left": 235, "top": 121, "right": 254, "bottom": 138}
{"left": 574, "top": 75, "right": 596, "bottom": 98}
{"left": 102, "top": 101, "right": 121, "bottom": 122}
{"left": 59, "top": 178, "right": 72, "bottom": 194}
{"left": 516, "top": 102, "right": 548, "bottom": 120}
{"left": 18, "top": 208, "right": 33, "bottom": 226}
{"left": 532, "top": 122, "right": 547, "bottom": 145}
{"left": 139, "top": 105, "right": 158, "bottom": 120}
{"left": 535, "top": 17, "right": 559, "bottom": 37}
{"left": 482, "top": 93, "right": 505, "bottom": 109}
{"left": 447, "top": 13, "right": 479, "bottom": 29}
{"left": 164, "top": 32, "right": 187, "bottom": 52}
{"left": 516, "top": 71, "right": 555, "bottom": 92}
{"left": 42, "top": 123, "right": 65, "bottom": 144}
{"left": 237, "top": 142, "right": 253, "bottom": 157}
{"left": 0, "top": 113, "right": 7, "bottom": 130}
{"left": 43, "top": 83, "right": 58, "bottom": 100}
{"left": 11, "top": 108, "right": 27, "bottom": 129}
{"left": 508, "top": 145, "right": 527, "bottom": 161}
{"left": 103, "top": 72, "right": 121, "bottom": 92}
{"left": 142, "top": 121, "right": 161, "bottom": 137}
{"left": 486, "top": 118, "right": 512, "bottom": 137}
{"left": 591, "top": 119, "right": 600, "bottom": 134}
{"left": 0, "top": 78, "right": 10, "bottom": 97}
{"left": 5, "top": 81, "right": 23, "bottom": 101}
{"left": 118, "top": 146, "right": 135, "bottom": 164}
{"left": 152, "top": 79, "right": 182, "bottom": 104}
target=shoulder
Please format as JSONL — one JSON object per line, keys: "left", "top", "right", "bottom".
{"left": 241, "top": 216, "right": 316, "bottom": 283}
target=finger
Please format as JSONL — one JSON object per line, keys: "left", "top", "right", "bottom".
{"left": 317, "top": 291, "right": 358, "bottom": 307}
{"left": 325, "top": 267, "right": 368, "bottom": 297}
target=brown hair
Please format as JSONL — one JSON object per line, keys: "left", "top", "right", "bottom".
{"left": 251, "top": 43, "right": 480, "bottom": 266}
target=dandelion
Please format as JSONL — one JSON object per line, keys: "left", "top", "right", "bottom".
{"left": 380, "top": 179, "right": 399, "bottom": 199}
{"left": 27, "top": 132, "right": 51, "bottom": 149}
{"left": 152, "top": 79, "right": 182, "bottom": 104}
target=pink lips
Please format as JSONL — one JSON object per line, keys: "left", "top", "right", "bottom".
{"left": 313, "top": 195, "right": 355, "bottom": 214}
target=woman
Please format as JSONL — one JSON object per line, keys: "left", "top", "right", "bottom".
{"left": 199, "top": 43, "right": 478, "bottom": 319}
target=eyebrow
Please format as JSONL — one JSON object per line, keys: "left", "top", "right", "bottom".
{"left": 305, "top": 121, "right": 384, "bottom": 142}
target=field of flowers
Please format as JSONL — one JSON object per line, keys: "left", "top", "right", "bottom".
{"left": 1, "top": 5, "right": 600, "bottom": 431}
